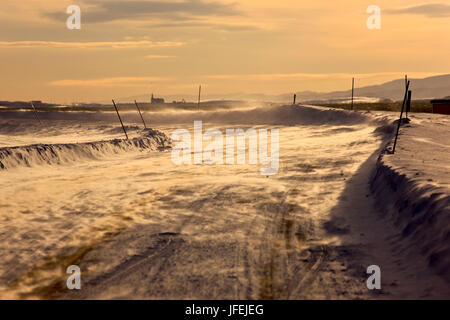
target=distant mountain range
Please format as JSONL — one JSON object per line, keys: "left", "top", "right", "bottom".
{"left": 296, "top": 74, "right": 450, "bottom": 103}
{"left": 123, "top": 74, "right": 450, "bottom": 104}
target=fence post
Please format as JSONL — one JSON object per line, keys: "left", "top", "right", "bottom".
{"left": 351, "top": 77, "right": 354, "bottom": 111}
{"left": 134, "top": 100, "right": 147, "bottom": 129}
{"left": 30, "top": 102, "right": 42, "bottom": 125}
{"left": 112, "top": 99, "right": 128, "bottom": 140}
{"left": 392, "top": 81, "right": 410, "bottom": 153}
{"left": 406, "top": 90, "right": 412, "bottom": 119}
{"left": 197, "top": 85, "right": 202, "bottom": 110}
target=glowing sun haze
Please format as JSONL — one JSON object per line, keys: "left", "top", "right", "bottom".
{"left": 0, "top": 0, "right": 449, "bottom": 103}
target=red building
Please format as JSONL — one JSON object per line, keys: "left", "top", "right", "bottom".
{"left": 430, "top": 99, "right": 450, "bottom": 115}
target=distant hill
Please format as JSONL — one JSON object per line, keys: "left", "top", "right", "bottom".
{"left": 121, "top": 74, "right": 450, "bottom": 104}
{"left": 296, "top": 74, "right": 450, "bottom": 102}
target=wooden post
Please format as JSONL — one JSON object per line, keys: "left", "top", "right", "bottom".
{"left": 392, "top": 81, "right": 410, "bottom": 154}
{"left": 197, "top": 85, "right": 202, "bottom": 110}
{"left": 293, "top": 94, "right": 297, "bottom": 105}
{"left": 406, "top": 90, "right": 412, "bottom": 119}
{"left": 134, "top": 100, "right": 147, "bottom": 129}
{"left": 30, "top": 101, "right": 42, "bottom": 125}
{"left": 351, "top": 77, "right": 354, "bottom": 111}
{"left": 112, "top": 99, "right": 128, "bottom": 140}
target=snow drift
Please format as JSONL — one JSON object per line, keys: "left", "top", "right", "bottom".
{"left": 0, "top": 105, "right": 373, "bottom": 171}
{"left": 0, "top": 129, "right": 170, "bottom": 170}
{"left": 136, "top": 104, "right": 370, "bottom": 126}
{"left": 370, "top": 117, "right": 450, "bottom": 283}
{"left": 0, "top": 105, "right": 369, "bottom": 127}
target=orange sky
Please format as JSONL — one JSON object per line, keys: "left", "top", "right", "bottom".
{"left": 0, "top": 0, "right": 449, "bottom": 103}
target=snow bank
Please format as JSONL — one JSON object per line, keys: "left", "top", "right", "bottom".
{"left": 370, "top": 115, "right": 450, "bottom": 282}
{"left": 0, "top": 129, "right": 170, "bottom": 170}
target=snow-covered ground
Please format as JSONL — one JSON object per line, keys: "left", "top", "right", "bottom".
{"left": 0, "top": 105, "right": 448, "bottom": 299}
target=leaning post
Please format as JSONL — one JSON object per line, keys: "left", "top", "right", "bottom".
{"left": 30, "top": 101, "right": 42, "bottom": 125}
{"left": 406, "top": 90, "right": 412, "bottom": 119}
{"left": 392, "top": 81, "right": 410, "bottom": 153}
{"left": 134, "top": 100, "right": 147, "bottom": 129}
{"left": 112, "top": 99, "right": 128, "bottom": 140}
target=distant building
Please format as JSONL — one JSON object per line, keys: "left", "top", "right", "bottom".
{"left": 151, "top": 94, "right": 165, "bottom": 104}
{"left": 430, "top": 98, "right": 450, "bottom": 115}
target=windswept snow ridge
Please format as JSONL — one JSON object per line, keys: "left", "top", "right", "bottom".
{"left": 0, "top": 129, "right": 170, "bottom": 170}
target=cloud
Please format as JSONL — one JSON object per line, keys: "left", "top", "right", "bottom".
{"left": 145, "top": 54, "right": 176, "bottom": 59}
{"left": 147, "top": 21, "right": 262, "bottom": 31}
{"left": 45, "top": 0, "right": 240, "bottom": 24}
{"left": 386, "top": 3, "right": 450, "bottom": 18}
{"left": 0, "top": 40, "right": 185, "bottom": 49}
{"left": 49, "top": 76, "right": 171, "bottom": 87}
